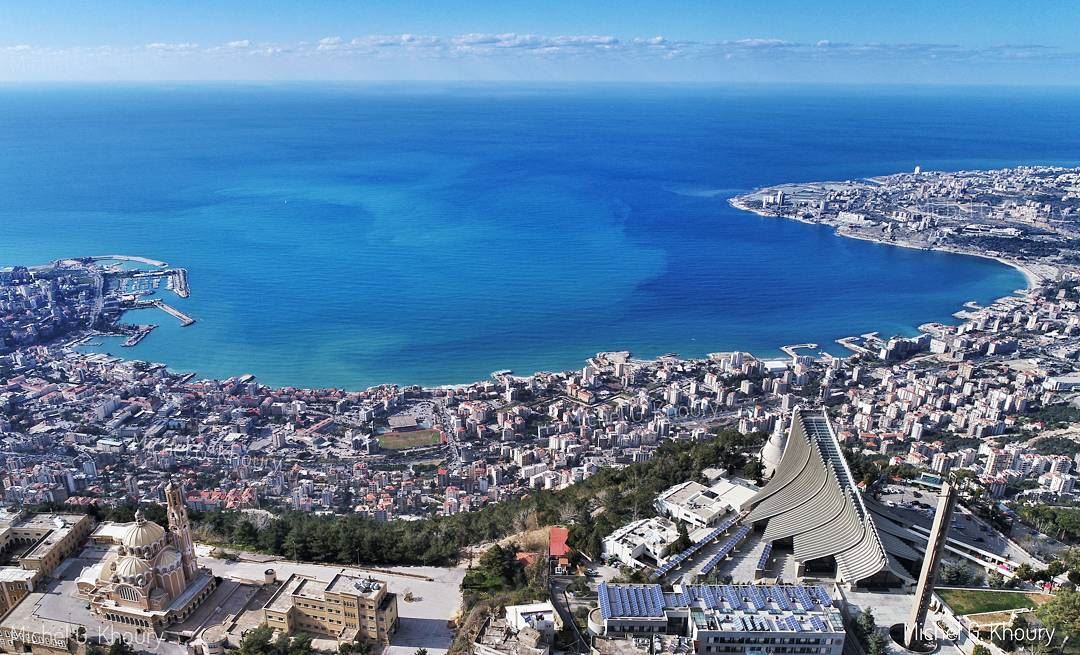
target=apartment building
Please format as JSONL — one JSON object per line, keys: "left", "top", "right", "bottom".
{"left": 263, "top": 573, "right": 398, "bottom": 644}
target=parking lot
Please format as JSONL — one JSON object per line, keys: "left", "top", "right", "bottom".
{"left": 876, "top": 485, "right": 1042, "bottom": 567}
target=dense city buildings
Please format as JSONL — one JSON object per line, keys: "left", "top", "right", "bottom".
{"left": 3, "top": 167, "right": 1080, "bottom": 655}
{"left": 732, "top": 165, "right": 1080, "bottom": 285}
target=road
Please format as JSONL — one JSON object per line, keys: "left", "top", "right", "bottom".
{"left": 549, "top": 576, "right": 589, "bottom": 653}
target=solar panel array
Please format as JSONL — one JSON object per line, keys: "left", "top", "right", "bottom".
{"left": 722, "top": 585, "right": 745, "bottom": 611}
{"left": 813, "top": 585, "right": 833, "bottom": 605}
{"left": 698, "top": 525, "right": 751, "bottom": 575}
{"left": 793, "top": 586, "right": 815, "bottom": 610}
{"left": 767, "top": 586, "right": 791, "bottom": 610}
{"left": 652, "top": 515, "right": 740, "bottom": 578}
{"left": 598, "top": 582, "right": 665, "bottom": 619}
{"left": 746, "top": 585, "right": 768, "bottom": 611}
{"left": 735, "top": 615, "right": 774, "bottom": 631}
{"left": 755, "top": 542, "right": 773, "bottom": 571}
{"left": 603, "top": 583, "right": 839, "bottom": 633}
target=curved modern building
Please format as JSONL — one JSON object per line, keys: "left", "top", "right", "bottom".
{"left": 744, "top": 408, "right": 912, "bottom": 589}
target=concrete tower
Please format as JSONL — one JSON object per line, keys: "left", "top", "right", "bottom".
{"left": 904, "top": 482, "right": 959, "bottom": 649}
{"left": 759, "top": 420, "right": 789, "bottom": 479}
{"left": 165, "top": 481, "right": 198, "bottom": 580}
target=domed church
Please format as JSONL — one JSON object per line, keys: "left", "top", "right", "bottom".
{"left": 78, "top": 482, "right": 217, "bottom": 633}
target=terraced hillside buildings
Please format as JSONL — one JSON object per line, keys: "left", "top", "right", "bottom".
{"left": 5, "top": 243, "right": 1080, "bottom": 555}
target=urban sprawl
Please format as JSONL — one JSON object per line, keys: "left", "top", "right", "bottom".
{"left": 2, "top": 166, "right": 1080, "bottom": 655}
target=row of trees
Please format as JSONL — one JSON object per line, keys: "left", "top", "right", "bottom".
{"left": 1014, "top": 503, "right": 1080, "bottom": 542}
{"left": 235, "top": 625, "right": 433, "bottom": 655}
{"left": 185, "top": 429, "right": 762, "bottom": 567}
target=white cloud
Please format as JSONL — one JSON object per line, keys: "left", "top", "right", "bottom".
{"left": 317, "top": 36, "right": 344, "bottom": 51}
{"left": 145, "top": 42, "right": 199, "bottom": 52}
{"left": 2, "top": 32, "right": 1077, "bottom": 82}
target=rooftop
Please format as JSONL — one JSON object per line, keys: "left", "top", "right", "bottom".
{"left": 656, "top": 481, "right": 730, "bottom": 523}
{"left": 598, "top": 582, "right": 844, "bottom": 634}
{"left": 265, "top": 572, "right": 385, "bottom": 613}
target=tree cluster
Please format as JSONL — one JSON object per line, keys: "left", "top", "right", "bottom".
{"left": 189, "top": 430, "right": 761, "bottom": 567}
{"left": 938, "top": 561, "right": 980, "bottom": 586}
{"left": 236, "top": 626, "right": 319, "bottom": 655}
{"left": 1015, "top": 503, "right": 1080, "bottom": 543}
{"left": 851, "top": 608, "right": 885, "bottom": 655}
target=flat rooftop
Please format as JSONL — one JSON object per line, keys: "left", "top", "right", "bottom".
{"left": 265, "top": 573, "right": 311, "bottom": 613}
{"left": 599, "top": 583, "right": 844, "bottom": 634}
{"left": 264, "top": 572, "right": 386, "bottom": 615}
{"left": 2, "top": 513, "right": 88, "bottom": 562}
{"left": 325, "top": 573, "right": 384, "bottom": 597}
{"left": 91, "top": 522, "right": 131, "bottom": 542}
{"left": 657, "top": 482, "right": 730, "bottom": 522}
{"left": 0, "top": 567, "right": 35, "bottom": 583}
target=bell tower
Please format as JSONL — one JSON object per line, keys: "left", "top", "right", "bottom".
{"left": 165, "top": 481, "right": 198, "bottom": 580}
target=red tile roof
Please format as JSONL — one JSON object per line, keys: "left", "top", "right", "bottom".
{"left": 549, "top": 526, "right": 570, "bottom": 558}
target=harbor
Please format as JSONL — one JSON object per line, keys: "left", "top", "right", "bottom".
{"left": 122, "top": 324, "right": 157, "bottom": 347}
{"left": 150, "top": 299, "right": 196, "bottom": 327}
{"left": 131, "top": 299, "right": 196, "bottom": 327}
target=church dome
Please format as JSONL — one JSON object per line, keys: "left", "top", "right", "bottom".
{"left": 121, "top": 511, "right": 166, "bottom": 550}
{"left": 114, "top": 555, "right": 153, "bottom": 579}
{"left": 155, "top": 547, "right": 182, "bottom": 570}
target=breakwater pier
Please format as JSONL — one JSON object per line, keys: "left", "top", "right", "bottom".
{"left": 132, "top": 299, "right": 196, "bottom": 326}
{"left": 153, "top": 300, "right": 196, "bottom": 326}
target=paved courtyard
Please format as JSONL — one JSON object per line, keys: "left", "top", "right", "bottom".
{"left": 197, "top": 547, "right": 466, "bottom": 655}
{"left": 845, "top": 590, "right": 965, "bottom": 655}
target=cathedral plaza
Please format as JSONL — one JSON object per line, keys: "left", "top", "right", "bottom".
{"left": 0, "top": 483, "right": 446, "bottom": 655}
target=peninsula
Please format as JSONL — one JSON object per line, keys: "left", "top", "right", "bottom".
{"left": 731, "top": 165, "right": 1080, "bottom": 285}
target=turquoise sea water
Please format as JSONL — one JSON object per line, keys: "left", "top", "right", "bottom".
{"left": 1, "top": 84, "right": 1076, "bottom": 389}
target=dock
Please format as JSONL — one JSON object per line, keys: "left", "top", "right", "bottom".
{"left": 114, "top": 267, "right": 190, "bottom": 298}
{"left": 836, "top": 336, "right": 874, "bottom": 356}
{"left": 89, "top": 255, "right": 168, "bottom": 267}
{"left": 122, "top": 325, "right": 157, "bottom": 347}
{"left": 781, "top": 343, "right": 819, "bottom": 359}
{"left": 154, "top": 300, "right": 196, "bottom": 326}
{"left": 171, "top": 268, "right": 190, "bottom": 298}
{"left": 131, "top": 299, "right": 196, "bottom": 326}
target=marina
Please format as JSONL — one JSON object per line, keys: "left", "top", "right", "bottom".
{"left": 130, "top": 299, "right": 196, "bottom": 327}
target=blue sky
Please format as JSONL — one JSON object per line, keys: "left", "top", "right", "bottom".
{"left": 2, "top": 1, "right": 1078, "bottom": 83}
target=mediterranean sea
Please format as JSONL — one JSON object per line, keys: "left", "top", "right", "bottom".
{"left": 1, "top": 84, "right": 1077, "bottom": 389}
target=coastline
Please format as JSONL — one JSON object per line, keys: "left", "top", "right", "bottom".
{"left": 59, "top": 210, "right": 1035, "bottom": 392}
{"left": 833, "top": 228, "right": 1040, "bottom": 291}
{"left": 728, "top": 196, "right": 1042, "bottom": 292}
